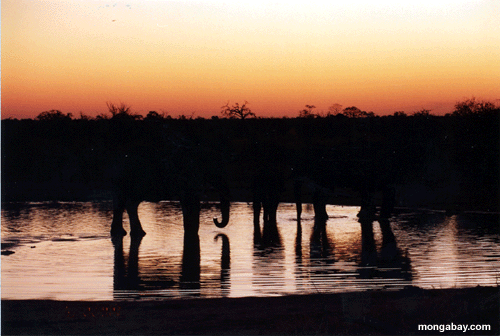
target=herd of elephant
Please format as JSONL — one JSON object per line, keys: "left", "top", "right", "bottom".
{"left": 108, "top": 125, "right": 397, "bottom": 240}
{"left": 103, "top": 121, "right": 407, "bottom": 294}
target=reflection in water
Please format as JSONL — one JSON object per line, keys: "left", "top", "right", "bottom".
{"left": 310, "top": 217, "right": 334, "bottom": 262}
{"left": 294, "top": 219, "right": 304, "bottom": 291}
{"left": 113, "top": 235, "right": 143, "bottom": 294}
{"left": 112, "top": 234, "right": 177, "bottom": 299}
{"left": 358, "top": 215, "right": 412, "bottom": 282}
{"left": 295, "top": 219, "right": 302, "bottom": 260}
{"left": 360, "top": 218, "right": 377, "bottom": 267}
{"left": 112, "top": 231, "right": 201, "bottom": 298}
{"left": 253, "top": 214, "right": 285, "bottom": 295}
{"left": 180, "top": 233, "right": 201, "bottom": 295}
{"left": 253, "top": 202, "right": 282, "bottom": 249}
{"left": 1, "top": 202, "right": 499, "bottom": 300}
{"left": 215, "top": 233, "right": 231, "bottom": 297}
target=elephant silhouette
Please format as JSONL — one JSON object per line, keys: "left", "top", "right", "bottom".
{"left": 109, "top": 130, "right": 231, "bottom": 237}
{"left": 293, "top": 177, "right": 331, "bottom": 222}
{"left": 252, "top": 168, "right": 284, "bottom": 226}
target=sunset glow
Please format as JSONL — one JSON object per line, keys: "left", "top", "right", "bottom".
{"left": 2, "top": 0, "right": 499, "bottom": 118}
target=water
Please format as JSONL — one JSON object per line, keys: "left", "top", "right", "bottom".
{"left": 2, "top": 202, "right": 499, "bottom": 301}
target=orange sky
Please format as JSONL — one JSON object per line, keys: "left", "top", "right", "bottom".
{"left": 2, "top": 0, "right": 499, "bottom": 119}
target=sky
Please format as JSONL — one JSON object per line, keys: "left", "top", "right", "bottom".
{"left": 2, "top": 0, "right": 499, "bottom": 119}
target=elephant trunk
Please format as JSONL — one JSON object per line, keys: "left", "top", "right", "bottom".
{"left": 213, "top": 197, "right": 230, "bottom": 228}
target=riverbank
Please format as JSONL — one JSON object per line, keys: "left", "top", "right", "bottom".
{"left": 2, "top": 286, "right": 499, "bottom": 335}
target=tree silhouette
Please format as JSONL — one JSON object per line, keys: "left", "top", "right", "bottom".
{"left": 299, "top": 105, "right": 316, "bottom": 118}
{"left": 106, "top": 102, "right": 142, "bottom": 120}
{"left": 328, "top": 103, "right": 343, "bottom": 116}
{"left": 221, "top": 101, "right": 255, "bottom": 119}
{"left": 342, "top": 106, "right": 367, "bottom": 118}
{"left": 36, "top": 110, "right": 73, "bottom": 121}
{"left": 145, "top": 111, "right": 167, "bottom": 120}
{"left": 393, "top": 111, "right": 407, "bottom": 117}
{"left": 452, "top": 97, "right": 498, "bottom": 116}
{"left": 412, "top": 108, "right": 432, "bottom": 117}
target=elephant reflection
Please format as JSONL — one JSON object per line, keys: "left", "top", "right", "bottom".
{"left": 180, "top": 233, "right": 201, "bottom": 292}
{"left": 112, "top": 231, "right": 233, "bottom": 297}
{"left": 309, "top": 217, "right": 334, "bottom": 262}
{"left": 215, "top": 234, "right": 230, "bottom": 296}
{"left": 252, "top": 205, "right": 286, "bottom": 292}
{"left": 113, "top": 235, "right": 144, "bottom": 292}
{"left": 293, "top": 205, "right": 411, "bottom": 284}
{"left": 357, "top": 214, "right": 412, "bottom": 281}
{"left": 112, "top": 232, "right": 201, "bottom": 297}
{"left": 253, "top": 205, "right": 282, "bottom": 249}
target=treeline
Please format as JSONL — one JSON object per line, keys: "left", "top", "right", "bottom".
{"left": 5, "top": 97, "right": 500, "bottom": 122}
{"left": 2, "top": 99, "right": 499, "bottom": 212}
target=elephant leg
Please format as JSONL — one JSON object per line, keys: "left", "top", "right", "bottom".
{"left": 357, "top": 189, "right": 376, "bottom": 222}
{"left": 253, "top": 200, "right": 262, "bottom": 244}
{"left": 380, "top": 185, "right": 396, "bottom": 219}
{"left": 181, "top": 192, "right": 200, "bottom": 236}
{"left": 111, "top": 197, "right": 127, "bottom": 236}
{"left": 262, "top": 190, "right": 279, "bottom": 223}
{"left": 313, "top": 189, "right": 328, "bottom": 221}
{"left": 294, "top": 180, "right": 303, "bottom": 222}
{"left": 253, "top": 200, "right": 262, "bottom": 226}
{"left": 268, "top": 198, "right": 279, "bottom": 223}
{"left": 263, "top": 200, "right": 270, "bottom": 222}
{"left": 126, "top": 201, "right": 146, "bottom": 237}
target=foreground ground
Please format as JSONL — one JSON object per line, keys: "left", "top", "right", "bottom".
{"left": 2, "top": 286, "right": 499, "bottom": 335}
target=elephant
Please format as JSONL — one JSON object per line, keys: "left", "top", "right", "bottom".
{"left": 293, "top": 177, "right": 332, "bottom": 222}
{"left": 108, "top": 129, "right": 231, "bottom": 237}
{"left": 252, "top": 168, "right": 284, "bottom": 226}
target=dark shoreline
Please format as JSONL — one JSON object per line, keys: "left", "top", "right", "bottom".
{"left": 2, "top": 287, "right": 499, "bottom": 335}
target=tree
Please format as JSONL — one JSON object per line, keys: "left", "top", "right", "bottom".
{"left": 342, "top": 106, "right": 366, "bottom": 118}
{"left": 106, "top": 102, "right": 142, "bottom": 120}
{"left": 299, "top": 105, "right": 316, "bottom": 118}
{"left": 36, "top": 110, "right": 73, "bottom": 121}
{"left": 393, "top": 111, "right": 407, "bottom": 117}
{"left": 412, "top": 108, "right": 432, "bottom": 117}
{"left": 452, "top": 97, "right": 498, "bottom": 116}
{"left": 145, "top": 111, "right": 167, "bottom": 121}
{"left": 328, "top": 103, "right": 343, "bottom": 116}
{"left": 221, "top": 101, "right": 255, "bottom": 119}
{"left": 79, "top": 112, "right": 93, "bottom": 120}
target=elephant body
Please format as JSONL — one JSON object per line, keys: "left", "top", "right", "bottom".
{"left": 109, "top": 128, "right": 231, "bottom": 237}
